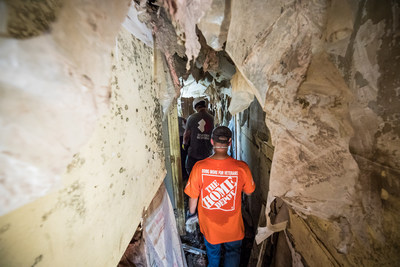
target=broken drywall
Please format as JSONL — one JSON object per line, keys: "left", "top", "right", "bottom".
{"left": 197, "top": 0, "right": 230, "bottom": 51}
{"left": 212, "top": 0, "right": 399, "bottom": 265}
{"left": 159, "top": 0, "right": 213, "bottom": 69}
{"left": 154, "top": 48, "right": 177, "bottom": 117}
{"left": 228, "top": 70, "right": 255, "bottom": 115}
{"left": 226, "top": 0, "right": 306, "bottom": 108}
{"left": 265, "top": 52, "right": 358, "bottom": 219}
{"left": 0, "top": 15, "right": 166, "bottom": 267}
{"left": 143, "top": 184, "right": 187, "bottom": 266}
{"left": 0, "top": 0, "right": 130, "bottom": 215}
{"left": 122, "top": 2, "right": 154, "bottom": 47}
{"left": 325, "top": 0, "right": 357, "bottom": 57}
{"left": 341, "top": 1, "right": 400, "bottom": 264}
{"left": 226, "top": 0, "right": 360, "bottom": 220}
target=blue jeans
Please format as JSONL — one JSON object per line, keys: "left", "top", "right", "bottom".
{"left": 204, "top": 237, "right": 242, "bottom": 267}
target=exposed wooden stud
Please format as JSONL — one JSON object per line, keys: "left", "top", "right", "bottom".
{"left": 167, "top": 99, "right": 186, "bottom": 235}
{"left": 255, "top": 204, "right": 268, "bottom": 267}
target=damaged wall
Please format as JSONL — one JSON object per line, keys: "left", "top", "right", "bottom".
{"left": 0, "top": 2, "right": 167, "bottom": 266}
{"left": 1, "top": 0, "right": 399, "bottom": 266}
{"left": 222, "top": 0, "right": 400, "bottom": 265}
{"left": 0, "top": 0, "right": 130, "bottom": 215}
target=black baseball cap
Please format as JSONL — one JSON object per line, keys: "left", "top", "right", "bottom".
{"left": 212, "top": 126, "right": 232, "bottom": 144}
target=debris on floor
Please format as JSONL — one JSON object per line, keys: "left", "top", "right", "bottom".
{"left": 181, "top": 194, "right": 207, "bottom": 267}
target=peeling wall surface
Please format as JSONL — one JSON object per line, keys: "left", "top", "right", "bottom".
{"left": 0, "top": 0, "right": 130, "bottom": 215}
{"left": 0, "top": 3, "right": 166, "bottom": 266}
{"left": 222, "top": 0, "right": 400, "bottom": 265}
{"left": 1, "top": 0, "right": 400, "bottom": 266}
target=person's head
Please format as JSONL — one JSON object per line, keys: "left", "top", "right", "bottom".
{"left": 193, "top": 97, "right": 207, "bottom": 111}
{"left": 211, "top": 126, "right": 232, "bottom": 151}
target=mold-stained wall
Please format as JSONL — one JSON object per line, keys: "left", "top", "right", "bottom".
{"left": 224, "top": 0, "right": 400, "bottom": 265}
{"left": 0, "top": 0, "right": 131, "bottom": 215}
{"left": 0, "top": 26, "right": 166, "bottom": 266}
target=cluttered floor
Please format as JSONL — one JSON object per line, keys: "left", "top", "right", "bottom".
{"left": 180, "top": 193, "right": 207, "bottom": 267}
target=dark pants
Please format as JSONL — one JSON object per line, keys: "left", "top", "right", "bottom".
{"left": 204, "top": 237, "right": 242, "bottom": 267}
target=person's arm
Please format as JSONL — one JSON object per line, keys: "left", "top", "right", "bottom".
{"left": 183, "top": 129, "right": 191, "bottom": 145}
{"left": 188, "top": 197, "right": 198, "bottom": 214}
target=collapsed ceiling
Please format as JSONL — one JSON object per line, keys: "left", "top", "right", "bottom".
{"left": 136, "top": 0, "right": 236, "bottom": 98}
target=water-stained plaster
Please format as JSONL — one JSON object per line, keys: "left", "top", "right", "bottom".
{"left": 197, "top": 0, "right": 230, "bottom": 51}
{"left": 0, "top": 27, "right": 166, "bottom": 267}
{"left": 165, "top": 0, "right": 213, "bottom": 69}
{"left": 353, "top": 19, "right": 384, "bottom": 93}
{"left": 340, "top": 2, "right": 400, "bottom": 264}
{"left": 5, "top": 0, "right": 62, "bottom": 39}
{"left": 217, "top": 0, "right": 399, "bottom": 265}
{"left": 0, "top": 0, "right": 130, "bottom": 215}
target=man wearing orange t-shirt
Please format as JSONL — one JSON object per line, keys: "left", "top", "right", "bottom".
{"left": 184, "top": 126, "right": 255, "bottom": 267}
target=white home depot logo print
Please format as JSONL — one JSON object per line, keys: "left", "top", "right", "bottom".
{"left": 201, "top": 171, "right": 238, "bottom": 211}
{"left": 198, "top": 119, "right": 206, "bottom": 132}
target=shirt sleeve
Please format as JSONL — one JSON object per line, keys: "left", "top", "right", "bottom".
{"left": 242, "top": 163, "right": 255, "bottom": 194}
{"left": 184, "top": 163, "right": 201, "bottom": 199}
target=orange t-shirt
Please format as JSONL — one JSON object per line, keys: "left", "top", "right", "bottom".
{"left": 184, "top": 157, "right": 255, "bottom": 244}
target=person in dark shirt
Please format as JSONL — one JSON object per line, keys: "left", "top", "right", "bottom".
{"left": 183, "top": 97, "right": 214, "bottom": 175}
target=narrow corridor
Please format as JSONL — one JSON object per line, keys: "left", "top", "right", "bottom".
{"left": 1, "top": 0, "right": 399, "bottom": 266}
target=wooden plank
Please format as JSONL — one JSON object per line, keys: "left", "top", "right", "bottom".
{"left": 246, "top": 204, "right": 268, "bottom": 267}
{"left": 255, "top": 204, "right": 267, "bottom": 267}
{"left": 288, "top": 210, "right": 340, "bottom": 267}
{"left": 180, "top": 97, "right": 194, "bottom": 119}
{"left": 167, "top": 100, "right": 186, "bottom": 235}
{"left": 256, "top": 239, "right": 267, "bottom": 267}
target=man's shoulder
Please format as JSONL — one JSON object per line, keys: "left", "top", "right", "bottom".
{"left": 186, "top": 113, "right": 195, "bottom": 120}
{"left": 186, "top": 113, "right": 198, "bottom": 126}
